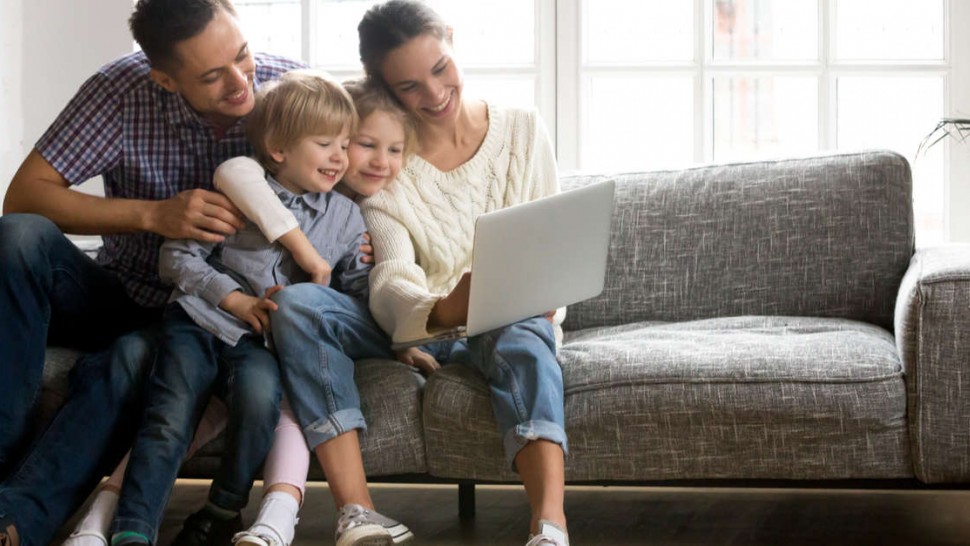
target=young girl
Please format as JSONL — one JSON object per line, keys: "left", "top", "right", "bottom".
{"left": 63, "top": 78, "right": 422, "bottom": 546}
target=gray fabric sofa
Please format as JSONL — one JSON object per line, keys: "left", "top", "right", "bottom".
{"left": 40, "top": 149, "right": 970, "bottom": 515}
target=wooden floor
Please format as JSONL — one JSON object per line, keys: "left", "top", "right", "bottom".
{"left": 56, "top": 480, "right": 970, "bottom": 545}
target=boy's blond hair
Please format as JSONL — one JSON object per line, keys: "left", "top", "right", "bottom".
{"left": 247, "top": 69, "right": 358, "bottom": 175}
{"left": 343, "top": 79, "right": 417, "bottom": 161}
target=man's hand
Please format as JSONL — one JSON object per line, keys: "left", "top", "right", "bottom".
{"left": 219, "top": 290, "right": 279, "bottom": 334}
{"left": 360, "top": 232, "right": 374, "bottom": 264}
{"left": 395, "top": 347, "right": 440, "bottom": 375}
{"left": 146, "top": 189, "right": 246, "bottom": 242}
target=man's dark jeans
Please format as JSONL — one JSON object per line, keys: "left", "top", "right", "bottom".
{"left": 0, "top": 213, "right": 160, "bottom": 546}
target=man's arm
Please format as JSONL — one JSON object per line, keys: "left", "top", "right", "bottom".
{"left": 4, "top": 149, "right": 245, "bottom": 241}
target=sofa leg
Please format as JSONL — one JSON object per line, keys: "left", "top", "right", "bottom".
{"left": 458, "top": 482, "right": 476, "bottom": 520}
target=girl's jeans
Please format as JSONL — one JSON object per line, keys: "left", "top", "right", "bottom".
{"left": 271, "top": 283, "right": 567, "bottom": 467}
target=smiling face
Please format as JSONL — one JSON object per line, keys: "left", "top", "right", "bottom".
{"left": 342, "top": 110, "right": 407, "bottom": 198}
{"left": 270, "top": 128, "right": 351, "bottom": 195}
{"left": 149, "top": 9, "right": 256, "bottom": 128}
{"left": 380, "top": 32, "right": 463, "bottom": 130}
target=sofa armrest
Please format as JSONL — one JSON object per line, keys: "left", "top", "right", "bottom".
{"left": 895, "top": 244, "right": 970, "bottom": 483}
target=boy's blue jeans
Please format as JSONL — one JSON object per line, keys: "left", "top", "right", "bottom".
{"left": 112, "top": 305, "right": 282, "bottom": 543}
{"left": 271, "top": 284, "right": 567, "bottom": 466}
{"left": 0, "top": 214, "right": 160, "bottom": 546}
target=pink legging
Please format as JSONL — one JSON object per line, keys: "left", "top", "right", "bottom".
{"left": 262, "top": 399, "right": 311, "bottom": 501}
{"left": 104, "top": 397, "right": 310, "bottom": 500}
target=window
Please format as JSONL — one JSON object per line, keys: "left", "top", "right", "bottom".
{"left": 236, "top": 0, "right": 967, "bottom": 245}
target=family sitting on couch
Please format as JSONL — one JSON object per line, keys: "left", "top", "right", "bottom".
{"left": 0, "top": 1, "right": 570, "bottom": 545}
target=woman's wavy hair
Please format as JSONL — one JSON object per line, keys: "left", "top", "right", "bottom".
{"left": 357, "top": 0, "right": 450, "bottom": 88}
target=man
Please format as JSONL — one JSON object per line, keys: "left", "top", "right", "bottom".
{"left": 0, "top": 1, "right": 302, "bottom": 544}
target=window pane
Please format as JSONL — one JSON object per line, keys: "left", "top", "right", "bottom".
{"left": 464, "top": 76, "right": 536, "bottom": 110}
{"left": 583, "top": 76, "right": 694, "bottom": 172}
{"left": 314, "top": 1, "right": 535, "bottom": 69}
{"left": 837, "top": 76, "right": 945, "bottom": 245}
{"left": 584, "top": 1, "right": 693, "bottom": 64}
{"left": 835, "top": 0, "right": 944, "bottom": 61}
{"left": 712, "top": 0, "right": 817, "bottom": 61}
{"left": 429, "top": 1, "right": 535, "bottom": 66}
{"left": 236, "top": 0, "right": 302, "bottom": 61}
{"left": 713, "top": 76, "right": 818, "bottom": 162}
{"left": 315, "top": 0, "right": 375, "bottom": 69}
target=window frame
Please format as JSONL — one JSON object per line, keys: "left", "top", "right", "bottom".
{"left": 246, "top": 0, "right": 970, "bottom": 242}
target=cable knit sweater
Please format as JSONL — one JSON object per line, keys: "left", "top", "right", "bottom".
{"left": 361, "top": 103, "right": 564, "bottom": 344}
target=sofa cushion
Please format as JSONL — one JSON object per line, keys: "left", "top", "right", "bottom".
{"left": 40, "top": 352, "right": 429, "bottom": 478}
{"left": 423, "top": 316, "right": 911, "bottom": 482}
{"left": 561, "top": 151, "right": 914, "bottom": 332}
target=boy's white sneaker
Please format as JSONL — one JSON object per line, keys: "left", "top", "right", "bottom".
{"left": 335, "top": 504, "right": 413, "bottom": 546}
{"left": 525, "top": 520, "right": 570, "bottom": 546}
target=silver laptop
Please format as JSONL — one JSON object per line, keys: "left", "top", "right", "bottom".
{"left": 390, "top": 180, "right": 615, "bottom": 350}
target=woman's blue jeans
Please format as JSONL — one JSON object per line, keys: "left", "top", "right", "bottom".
{"left": 271, "top": 283, "right": 567, "bottom": 468}
{"left": 112, "top": 305, "right": 281, "bottom": 543}
{"left": 0, "top": 213, "right": 160, "bottom": 546}
{"left": 422, "top": 316, "right": 568, "bottom": 467}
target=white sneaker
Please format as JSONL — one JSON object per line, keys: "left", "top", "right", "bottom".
{"left": 525, "top": 520, "right": 569, "bottom": 546}
{"left": 335, "top": 504, "right": 414, "bottom": 546}
{"left": 232, "top": 530, "right": 279, "bottom": 546}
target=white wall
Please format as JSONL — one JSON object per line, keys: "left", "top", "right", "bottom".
{"left": 0, "top": 0, "right": 24, "bottom": 199}
{"left": 1, "top": 0, "right": 132, "bottom": 204}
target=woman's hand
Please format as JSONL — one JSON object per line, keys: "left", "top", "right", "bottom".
{"left": 428, "top": 272, "right": 470, "bottom": 330}
{"left": 395, "top": 347, "right": 440, "bottom": 375}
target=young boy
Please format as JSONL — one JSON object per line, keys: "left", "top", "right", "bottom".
{"left": 108, "top": 70, "right": 371, "bottom": 546}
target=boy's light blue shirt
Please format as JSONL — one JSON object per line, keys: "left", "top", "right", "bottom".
{"left": 159, "top": 175, "right": 371, "bottom": 346}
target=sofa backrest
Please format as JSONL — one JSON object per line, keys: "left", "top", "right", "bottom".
{"left": 562, "top": 150, "right": 914, "bottom": 332}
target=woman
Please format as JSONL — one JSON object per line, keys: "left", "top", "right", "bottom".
{"left": 358, "top": 2, "right": 569, "bottom": 545}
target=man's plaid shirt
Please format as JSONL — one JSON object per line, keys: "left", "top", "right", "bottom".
{"left": 35, "top": 50, "right": 304, "bottom": 308}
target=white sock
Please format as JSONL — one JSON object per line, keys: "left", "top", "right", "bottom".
{"left": 63, "top": 489, "right": 119, "bottom": 545}
{"left": 240, "top": 492, "right": 300, "bottom": 546}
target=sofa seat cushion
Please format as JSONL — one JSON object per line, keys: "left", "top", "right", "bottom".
{"left": 423, "top": 316, "right": 911, "bottom": 482}
{"left": 41, "top": 352, "right": 429, "bottom": 478}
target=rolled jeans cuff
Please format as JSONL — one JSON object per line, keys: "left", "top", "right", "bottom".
{"left": 503, "top": 419, "right": 569, "bottom": 470}
{"left": 111, "top": 516, "right": 158, "bottom": 545}
{"left": 304, "top": 408, "right": 367, "bottom": 450}
{"left": 207, "top": 483, "right": 250, "bottom": 513}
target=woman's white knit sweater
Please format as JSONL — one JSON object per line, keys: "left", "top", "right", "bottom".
{"left": 361, "top": 103, "right": 563, "bottom": 344}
